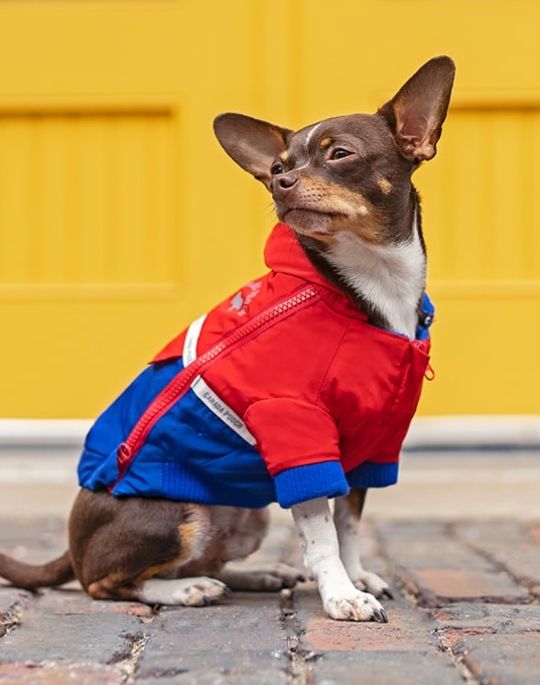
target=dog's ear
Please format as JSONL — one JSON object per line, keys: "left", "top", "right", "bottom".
{"left": 377, "top": 56, "right": 455, "bottom": 163}
{"left": 214, "top": 113, "right": 292, "bottom": 188}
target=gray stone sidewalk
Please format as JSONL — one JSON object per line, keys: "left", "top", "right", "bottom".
{"left": 1, "top": 510, "right": 540, "bottom": 684}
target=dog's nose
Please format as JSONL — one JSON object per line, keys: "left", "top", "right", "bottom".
{"left": 277, "top": 173, "right": 298, "bottom": 190}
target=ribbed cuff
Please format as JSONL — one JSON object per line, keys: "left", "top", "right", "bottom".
{"left": 273, "top": 461, "right": 349, "bottom": 508}
{"left": 346, "top": 460, "right": 399, "bottom": 488}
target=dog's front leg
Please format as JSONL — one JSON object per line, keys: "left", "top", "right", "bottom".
{"left": 291, "top": 497, "right": 387, "bottom": 622}
{"left": 334, "top": 490, "right": 393, "bottom": 599}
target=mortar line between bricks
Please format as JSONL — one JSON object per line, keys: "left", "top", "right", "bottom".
{"left": 449, "top": 522, "right": 537, "bottom": 602}
{"left": 111, "top": 626, "right": 152, "bottom": 683}
{"left": 436, "top": 631, "right": 484, "bottom": 685}
{"left": 0, "top": 596, "right": 30, "bottom": 640}
{"left": 369, "top": 522, "right": 441, "bottom": 611}
{"left": 278, "top": 530, "right": 317, "bottom": 684}
{"left": 279, "top": 588, "right": 317, "bottom": 685}
{"left": 370, "top": 520, "right": 461, "bottom": 610}
{"left": 369, "top": 522, "right": 426, "bottom": 609}
{"left": 372, "top": 523, "right": 487, "bottom": 684}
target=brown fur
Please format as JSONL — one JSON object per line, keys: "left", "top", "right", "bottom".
{"left": 377, "top": 176, "right": 393, "bottom": 195}
{"left": 0, "top": 550, "right": 74, "bottom": 591}
{"left": 343, "top": 488, "right": 367, "bottom": 518}
{"left": 0, "top": 486, "right": 269, "bottom": 600}
{"left": 72, "top": 490, "right": 268, "bottom": 599}
{"left": 267, "top": 113, "right": 417, "bottom": 247}
{"left": 282, "top": 175, "right": 388, "bottom": 244}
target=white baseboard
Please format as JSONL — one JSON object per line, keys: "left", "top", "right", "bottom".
{"left": 404, "top": 415, "right": 540, "bottom": 449}
{"left": 0, "top": 419, "right": 92, "bottom": 447}
{"left": 1, "top": 416, "right": 540, "bottom": 450}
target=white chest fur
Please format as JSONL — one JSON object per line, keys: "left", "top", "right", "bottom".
{"left": 325, "top": 221, "right": 426, "bottom": 339}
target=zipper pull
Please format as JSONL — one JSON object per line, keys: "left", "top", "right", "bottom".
{"left": 117, "top": 442, "right": 132, "bottom": 464}
{"left": 424, "top": 364, "right": 435, "bottom": 381}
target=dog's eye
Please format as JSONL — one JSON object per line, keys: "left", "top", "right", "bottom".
{"left": 271, "top": 162, "right": 284, "bottom": 175}
{"left": 330, "top": 148, "right": 352, "bottom": 160}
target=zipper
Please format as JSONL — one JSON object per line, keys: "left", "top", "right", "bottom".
{"left": 112, "top": 285, "right": 318, "bottom": 485}
{"left": 412, "top": 339, "right": 435, "bottom": 380}
{"left": 424, "top": 363, "right": 435, "bottom": 381}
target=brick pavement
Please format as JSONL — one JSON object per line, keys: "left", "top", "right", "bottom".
{"left": 0, "top": 512, "right": 539, "bottom": 684}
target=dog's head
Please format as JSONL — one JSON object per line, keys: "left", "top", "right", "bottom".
{"left": 214, "top": 56, "right": 455, "bottom": 246}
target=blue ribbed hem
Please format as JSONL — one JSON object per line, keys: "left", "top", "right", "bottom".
{"left": 274, "top": 461, "right": 350, "bottom": 508}
{"left": 160, "top": 461, "right": 275, "bottom": 509}
{"left": 346, "top": 460, "right": 399, "bottom": 488}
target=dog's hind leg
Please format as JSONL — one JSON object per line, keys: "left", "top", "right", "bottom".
{"left": 71, "top": 490, "right": 229, "bottom": 606}
{"left": 333, "top": 489, "right": 393, "bottom": 599}
{"left": 88, "top": 573, "right": 229, "bottom": 606}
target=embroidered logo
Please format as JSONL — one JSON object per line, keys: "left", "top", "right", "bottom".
{"left": 228, "top": 281, "right": 261, "bottom": 317}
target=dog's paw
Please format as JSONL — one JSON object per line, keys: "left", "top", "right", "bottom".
{"left": 176, "top": 577, "right": 230, "bottom": 606}
{"left": 323, "top": 590, "right": 388, "bottom": 622}
{"left": 138, "top": 576, "right": 230, "bottom": 607}
{"left": 352, "top": 570, "right": 394, "bottom": 599}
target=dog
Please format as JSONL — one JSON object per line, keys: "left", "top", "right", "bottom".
{"left": 0, "top": 56, "right": 454, "bottom": 622}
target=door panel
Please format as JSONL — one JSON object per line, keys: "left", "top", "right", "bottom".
{"left": 0, "top": 111, "right": 179, "bottom": 290}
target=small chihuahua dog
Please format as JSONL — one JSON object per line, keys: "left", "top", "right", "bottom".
{"left": 0, "top": 56, "right": 454, "bottom": 622}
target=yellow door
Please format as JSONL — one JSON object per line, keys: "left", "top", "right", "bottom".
{"left": 0, "top": 1, "right": 295, "bottom": 417}
{"left": 290, "top": 2, "right": 540, "bottom": 415}
{"left": 1, "top": 1, "right": 539, "bottom": 417}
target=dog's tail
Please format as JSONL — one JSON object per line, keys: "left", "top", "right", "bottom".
{"left": 0, "top": 551, "right": 74, "bottom": 591}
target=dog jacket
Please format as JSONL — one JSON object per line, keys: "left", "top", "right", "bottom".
{"left": 78, "top": 223, "right": 434, "bottom": 508}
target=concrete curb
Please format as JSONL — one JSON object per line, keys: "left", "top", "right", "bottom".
{"left": 0, "top": 419, "right": 92, "bottom": 448}
{"left": 404, "top": 415, "right": 540, "bottom": 449}
{"left": 1, "top": 416, "right": 540, "bottom": 450}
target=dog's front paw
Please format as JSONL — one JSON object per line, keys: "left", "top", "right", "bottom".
{"left": 352, "top": 570, "right": 394, "bottom": 599}
{"left": 324, "top": 590, "right": 388, "bottom": 622}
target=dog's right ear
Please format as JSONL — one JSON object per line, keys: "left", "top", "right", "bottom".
{"left": 214, "top": 113, "right": 292, "bottom": 188}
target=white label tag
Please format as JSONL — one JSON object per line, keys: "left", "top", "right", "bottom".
{"left": 191, "top": 376, "right": 256, "bottom": 446}
{"left": 182, "top": 314, "right": 207, "bottom": 366}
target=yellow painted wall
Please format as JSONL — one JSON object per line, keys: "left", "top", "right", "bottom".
{"left": 0, "top": 1, "right": 539, "bottom": 418}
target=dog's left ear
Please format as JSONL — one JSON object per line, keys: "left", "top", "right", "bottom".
{"left": 378, "top": 56, "right": 455, "bottom": 162}
{"left": 214, "top": 113, "right": 292, "bottom": 188}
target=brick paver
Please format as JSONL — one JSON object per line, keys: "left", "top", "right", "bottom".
{"left": 138, "top": 597, "right": 289, "bottom": 685}
{"left": 0, "top": 663, "right": 124, "bottom": 685}
{"left": 1, "top": 511, "right": 539, "bottom": 684}
{"left": 378, "top": 521, "right": 530, "bottom": 606}
{"left": 433, "top": 602, "right": 540, "bottom": 631}
{"left": 439, "top": 633, "right": 540, "bottom": 685}
{"left": 455, "top": 522, "right": 540, "bottom": 592}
